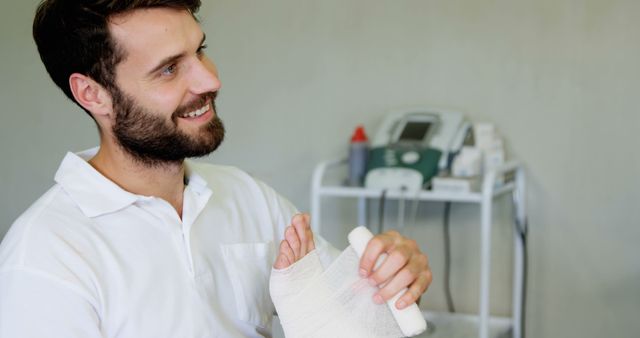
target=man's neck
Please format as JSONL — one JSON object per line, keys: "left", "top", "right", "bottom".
{"left": 88, "top": 141, "right": 186, "bottom": 218}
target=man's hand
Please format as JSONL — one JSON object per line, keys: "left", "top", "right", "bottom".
{"left": 359, "top": 230, "right": 432, "bottom": 310}
{"left": 273, "top": 213, "right": 315, "bottom": 269}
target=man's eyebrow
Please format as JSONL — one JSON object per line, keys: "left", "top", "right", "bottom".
{"left": 145, "top": 33, "right": 207, "bottom": 77}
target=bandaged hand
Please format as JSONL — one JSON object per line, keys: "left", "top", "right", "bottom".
{"left": 273, "top": 213, "right": 315, "bottom": 269}
{"left": 270, "top": 214, "right": 409, "bottom": 338}
{"left": 359, "top": 230, "right": 432, "bottom": 310}
{"left": 273, "top": 214, "right": 432, "bottom": 310}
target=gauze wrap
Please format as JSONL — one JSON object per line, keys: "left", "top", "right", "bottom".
{"left": 269, "top": 227, "right": 426, "bottom": 338}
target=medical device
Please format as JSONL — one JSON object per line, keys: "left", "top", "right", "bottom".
{"left": 365, "top": 107, "right": 471, "bottom": 192}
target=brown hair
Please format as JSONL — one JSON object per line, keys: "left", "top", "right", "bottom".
{"left": 33, "top": 0, "right": 202, "bottom": 116}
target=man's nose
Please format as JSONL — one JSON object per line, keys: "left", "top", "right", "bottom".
{"left": 189, "top": 58, "right": 222, "bottom": 95}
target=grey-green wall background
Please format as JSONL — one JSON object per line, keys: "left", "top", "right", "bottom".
{"left": 1, "top": 0, "right": 638, "bottom": 337}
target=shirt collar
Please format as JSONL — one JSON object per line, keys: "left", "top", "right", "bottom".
{"left": 183, "top": 163, "right": 209, "bottom": 196}
{"left": 54, "top": 147, "right": 212, "bottom": 219}
{"left": 182, "top": 163, "right": 213, "bottom": 228}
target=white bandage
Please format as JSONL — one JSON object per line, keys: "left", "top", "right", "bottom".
{"left": 269, "top": 227, "right": 427, "bottom": 338}
{"left": 348, "top": 226, "right": 427, "bottom": 337}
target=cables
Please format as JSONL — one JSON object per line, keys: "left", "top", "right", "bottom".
{"left": 377, "top": 189, "right": 388, "bottom": 234}
{"left": 398, "top": 188, "right": 406, "bottom": 229}
{"left": 443, "top": 202, "right": 456, "bottom": 313}
{"left": 391, "top": 190, "right": 457, "bottom": 313}
{"left": 408, "top": 187, "right": 423, "bottom": 228}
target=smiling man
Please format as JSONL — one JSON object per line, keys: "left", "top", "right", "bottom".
{"left": 0, "top": 1, "right": 432, "bottom": 337}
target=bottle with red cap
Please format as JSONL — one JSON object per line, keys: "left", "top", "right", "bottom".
{"left": 348, "top": 125, "right": 369, "bottom": 186}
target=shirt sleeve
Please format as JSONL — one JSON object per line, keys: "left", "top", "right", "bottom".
{"left": 0, "top": 268, "right": 102, "bottom": 338}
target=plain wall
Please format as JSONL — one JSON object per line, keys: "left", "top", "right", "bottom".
{"left": 1, "top": 1, "right": 639, "bottom": 337}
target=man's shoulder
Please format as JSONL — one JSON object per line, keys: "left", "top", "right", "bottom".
{"left": 188, "top": 161, "right": 292, "bottom": 211}
{"left": 189, "top": 161, "right": 251, "bottom": 180}
{"left": 0, "top": 184, "right": 87, "bottom": 267}
{"left": 187, "top": 161, "right": 271, "bottom": 191}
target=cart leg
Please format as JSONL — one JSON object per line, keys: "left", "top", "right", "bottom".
{"left": 357, "top": 197, "right": 367, "bottom": 229}
{"left": 512, "top": 167, "right": 527, "bottom": 338}
{"left": 479, "top": 193, "right": 493, "bottom": 338}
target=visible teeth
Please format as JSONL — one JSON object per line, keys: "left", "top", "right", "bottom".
{"left": 182, "top": 104, "right": 208, "bottom": 118}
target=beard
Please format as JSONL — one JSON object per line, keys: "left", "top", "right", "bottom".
{"left": 110, "top": 87, "right": 225, "bottom": 167}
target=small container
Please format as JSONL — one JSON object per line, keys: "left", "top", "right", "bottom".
{"left": 348, "top": 125, "right": 369, "bottom": 186}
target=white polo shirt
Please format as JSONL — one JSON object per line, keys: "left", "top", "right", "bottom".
{"left": 0, "top": 149, "right": 337, "bottom": 338}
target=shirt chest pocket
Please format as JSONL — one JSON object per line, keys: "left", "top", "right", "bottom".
{"left": 220, "top": 242, "right": 275, "bottom": 328}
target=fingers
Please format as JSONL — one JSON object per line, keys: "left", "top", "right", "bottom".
{"left": 273, "top": 239, "right": 296, "bottom": 269}
{"left": 359, "top": 230, "right": 402, "bottom": 277}
{"left": 375, "top": 253, "right": 432, "bottom": 309}
{"left": 285, "top": 226, "right": 302, "bottom": 260}
{"left": 360, "top": 230, "right": 432, "bottom": 309}
{"left": 368, "top": 248, "right": 411, "bottom": 285}
{"left": 291, "top": 213, "right": 315, "bottom": 255}
{"left": 280, "top": 213, "right": 316, "bottom": 265}
{"left": 395, "top": 268, "right": 432, "bottom": 309}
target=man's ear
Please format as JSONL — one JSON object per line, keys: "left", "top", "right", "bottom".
{"left": 69, "top": 73, "right": 113, "bottom": 119}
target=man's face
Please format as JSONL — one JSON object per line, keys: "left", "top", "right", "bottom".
{"left": 107, "top": 8, "right": 223, "bottom": 166}
{"left": 110, "top": 86, "right": 224, "bottom": 166}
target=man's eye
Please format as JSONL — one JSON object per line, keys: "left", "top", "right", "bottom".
{"left": 161, "top": 64, "right": 177, "bottom": 76}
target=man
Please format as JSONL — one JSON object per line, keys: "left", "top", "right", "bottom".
{"left": 0, "top": 1, "right": 432, "bottom": 337}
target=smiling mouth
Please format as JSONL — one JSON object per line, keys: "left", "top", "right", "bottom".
{"left": 179, "top": 103, "right": 210, "bottom": 118}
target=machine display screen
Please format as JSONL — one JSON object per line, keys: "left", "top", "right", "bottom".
{"left": 398, "top": 122, "right": 431, "bottom": 142}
